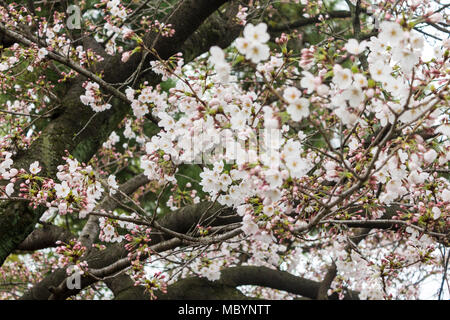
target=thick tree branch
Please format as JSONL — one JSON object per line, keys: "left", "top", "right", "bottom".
{"left": 159, "top": 277, "right": 249, "bottom": 300}
{"left": 104, "top": 274, "right": 149, "bottom": 300}
{"left": 219, "top": 266, "right": 359, "bottom": 300}
{"left": 316, "top": 262, "right": 337, "bottom": 300}
{"left": 110, "top": 265, "right": 359, "bottom": 300}
{"left": 181, "top": 1, "right": 243, "bottom": 62}
{"left": 16, "top": 224, "right": 74, "bottom": 251}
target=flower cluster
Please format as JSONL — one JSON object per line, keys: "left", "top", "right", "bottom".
{"left": 55, "top": 239, "right": 87, "bottom": 271}
{"left": 209, "top": 46, "right": 231, "bottom": 84}
{"left": 0, "top": 0, "right": 449, "bottom": 301}
{"left": 80, "top": 81, "right": 112, "bottom": 112}
{"left": 236, "top": 23, "right": 270, "bottom": 63}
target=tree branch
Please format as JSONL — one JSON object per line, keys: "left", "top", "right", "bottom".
{"left": 16, "top": 224, "right": 74, "bottom": 251}
{"left": 316, "top": 262, "right": 337, "bottom": 300}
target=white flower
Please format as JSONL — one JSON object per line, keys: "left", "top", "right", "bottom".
{"left": 378, "top": 21, "right": 404, "bottom": 45}
{"left": 132, "top": 101, "right": 149, "bottom": 118}
{"left": 125, "top": 87, "right": 135, "bottom": 101}
{"left": 345, "top": 39, "right": 367, "bottom": 55}
{"left": 423, "top": 149, "right": 437, "bottom": 164}
{"left": 108, "top": 175, "right": 118, "bottom": 195}
{"left": 209, "top": 46, "right": 225, "bottom": 64}
{"left": 67, "top": 158, "right": 79, "bottom": 173}
{"left": 285, "top": 157, "right": 308, "bottom": 179}
{"left": 236, "top": 204, "right": 250, "bottom": 216}
{"left": 369, "top": 61, "right": 392, "bottom": 82}
{"left": 297, "top": 130, "right": 307, "bottom": 141}
{"left": 214, "top": 62, "right": 231, "bottom": 83}
{"left": 124, "top": 121, "right": 136, "bottom": 139}
{"left": 342, "top": 86, "right": 365, "bottom": 107}
{"left": 317, "top": 84, "right": 329, "bottom": 96}
{"left": 102, "top": 223, "right": 121, "bottom": 242}
{"left": 335, "top": 106, "right": 358, "bottom": 126}
{"left": 0, "top": 154, "right": 13, "bottom": 173}
{"left": 236, "top": 23, "right": 270, "bottom": 63}
{"left": 243, "top": 23, "right": 270, "bottom": 44}
{"left": 409, "top": 32, "right": 424, "bottom": 50}
{"left": 436, "top": 124, "right": 450, "bottom": 139}
{"left": 40, "top": 207, "right": 58, "bottom": 222}
{"left": 399, "top": 104, "right": 423, "bottom": 123}
{"left": 242, "top": 214, "right": 259, "bottom": 235}
{"left": 353, "top": 73, "right": 367, "bottom": 88}
{"left": 58, "top": 202, "right": 68, "bottom": 215}
{"left": 428, "top": 13, "right": 443, "bottom": 23}
{"left": 91, "top": 103, "right": 112, "bottom": 113}
{"left": 0, "top": 63, "right": 9, "bottom": 71}
{"left": 230, "top": 111, "right": 248, "bottom": 130}
{"left": 392, "top": 46, "right": 419, "bottom": 72}
{"left": 398, "top": 149, "right": 408, "bottom": 163}
{"left": 107, "top": 0, "right": 120, "bottom": 9}
{"left": 283, "top": 87, "right": 302, "bottom": 104}
{"left": 407, "top": 170, "right": 428, "bottom": 185}
{"left": 203, "top": 263, "right": 221, "bottom": 281}
{"left": 386, "top": 179, "right": 407, "bottom": 198}
{"left": 37, "top": 47, "right": 48, "bottom": 60}
{"left": 332, "top": 66, "right": 353, "bottom": 89}
{"left": 29, "top": 161, "right": 41, "bottom": 175}
{"left": 282, "top": 139, "right": 302, "bottom": 159}
{"left": 213, "top": 161, "right": 224, "bottom": 173}
{"left": 287, "top": 98, "right": 310, "bottom": 121}
{"left": 348, "top": 138, "right": 359, "bottom": 152}
{"left": 209, "top": 46, "right": 230, "bottom": 83}
{"left": 158, "top": 112, "right": 175, "bottom": 130}
{"left": 432, "top": 207, "right": 441, "bottom": 220}
{"left": 235, "top": 37, "right": 251, "bottom": 55}
{"left": 442, "top": 189, "right": 450, "bottom": 202}
{"left": 218, "top": 173, "right": 232, "bottom": 190}
{"left": 79, "top": 203, "right": 95, "bottom": 219}
{"left": 263, "top": 205, "right": 275, "bottom": 217}
{"left": 300, "top": 71, "right": 317, "bottom": 94}
{"left": 5, "top": 183, "right": 14, "bottom": 196}
{"left": 246, "top": 42, "right": 270, "bottom": 63}
{"left": 55, "top": 181, "right": 71, "bottom": 198}
{"left": 264, "top": 169, "right": 283, "bottom": 189}
{"left": 385, "top": 77, "right": 408, "bottom": 97}
{"left": 80, "top": 94, "right": 94, "bottom": 106}
{"left": 103, "top": 131, "right": 120, "bottom": 149}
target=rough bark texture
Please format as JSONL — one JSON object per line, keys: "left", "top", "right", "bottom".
{"left": 316, "top": 263, "right": 337, "bottom": 300}
{"left": 0, "top": 201, "right": 40, "bottom": 265}
{"left": 16, "top": 224, "right": 74, "bottom": 251}
{"left": 181, "top": 2, "right": 243, "bottom": 62}
{"left": 158, "top": 278, "right": 249, "bottom": 300}
{"left": 105, "top": 274, "right": 149, "bottom": 300}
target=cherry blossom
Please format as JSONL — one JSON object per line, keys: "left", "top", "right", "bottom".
{"left": 0, "top": 0, "right": 448, "bottom": 302}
